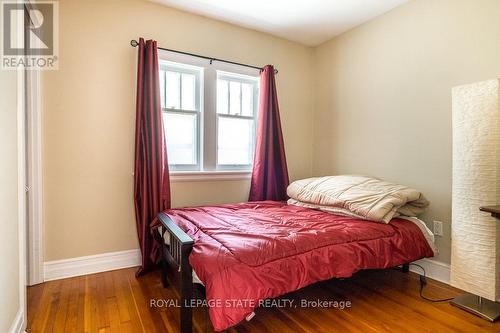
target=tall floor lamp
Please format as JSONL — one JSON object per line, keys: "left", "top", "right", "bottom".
{"left": 451, "top": 78, "right": 500, "bottom": 321}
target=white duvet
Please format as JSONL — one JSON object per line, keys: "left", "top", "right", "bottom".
{"left": 287, "top": 175, "right": 430, "bottom": 223}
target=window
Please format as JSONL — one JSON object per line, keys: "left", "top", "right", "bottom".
{"left": 160, "top": 62, "right": 202, "bottom": 171}
{"left": 216, "top": 72, "right": 258, "bottom": 169}
{"left": 159, "top": 54, "right": 259, "bottom": 175}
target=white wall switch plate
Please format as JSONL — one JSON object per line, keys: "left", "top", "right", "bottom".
{"left": 433, "top": 220, "right": 443, "bottom": 236}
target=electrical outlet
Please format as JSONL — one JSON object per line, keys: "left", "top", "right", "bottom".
{"left": 433, "top": 221, "right": 443, "bottom": 236}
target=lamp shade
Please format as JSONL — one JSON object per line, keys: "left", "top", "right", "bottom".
{"left": 451, "top": 79, "right": 500, "bottom": 302}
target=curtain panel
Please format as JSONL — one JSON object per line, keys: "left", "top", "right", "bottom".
{"left": 134, "top": 38, "right": 171, "bottom": 276}
{"left": 249, "top": 65, "right": 289, "bottom": 201}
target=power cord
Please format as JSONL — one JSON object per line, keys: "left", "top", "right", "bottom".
{"left": 409, "top": 263, "right": 455, "bottom": 302}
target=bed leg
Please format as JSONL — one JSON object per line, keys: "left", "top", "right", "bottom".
{"left": 156, "top": 227, "right": 170, "bottom": 288}
{"left": 160, "top": 259, "right": 169, "bottom": 288}
{"left": 180, "top": 288, "right": 193, "bottom": 333}
{"left": 180, "top": 244, "right": 193, "bottom": 333}
{"left": 402, "top": 263, "right": 409, "bottom": 273}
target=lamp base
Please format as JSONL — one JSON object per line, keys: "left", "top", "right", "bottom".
{"left": 450, "top": 294, "right": 500, "bottom": 322}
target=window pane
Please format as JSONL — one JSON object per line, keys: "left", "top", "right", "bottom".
{"left": 164, "top": 113, "right": 197, "bottom": 165}
{"left": 165, "top": 71, "right": 180, "bottom": 109}
{"left": 181, "top": 73, "right": 196, "bottom": 110}
{"left": 159, "top": 70, "right": 166, "bottom": 108}
{"left": 218, "top": 116, "right": 253, "bottom": 165}
{"left": 229, "top": 81, "right": 241, "bottom": 115}
{"left": 217, "top": 79, "right": 228, "bottom": 114}
{"left": 241, "top": 83, "right": 254, "bottom": 116}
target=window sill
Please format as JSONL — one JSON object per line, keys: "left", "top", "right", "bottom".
{"left": 170, "top": 171, "right": 252, "bottom": 183}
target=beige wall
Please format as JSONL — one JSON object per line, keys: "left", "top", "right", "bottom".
{"left": 313, "top": 0, "right": 500, "bottom": 263}
{"left": 43, "top": 0, "right": 314, "bottom": 261}
{"left": 0, "top": 70, "right": 20, "bottom": 330}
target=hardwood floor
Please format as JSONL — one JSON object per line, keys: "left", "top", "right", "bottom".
{"left": 27, "top": 267, "right": 500, "bottom": 333}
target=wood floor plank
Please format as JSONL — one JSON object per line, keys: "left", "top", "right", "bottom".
{"left": 111, "top": 269, "right": 132, "bottom": 324}
{"left": 27, "top": 267, "right": 500, "bottom": 333}
{"left": 27, "top": 281, "right": 45, "bottom": 330}
{"left": 63, "top": 276, "right": 81, "bottom": 333}
{"left": 106, "top": 296, "right": 121, "bottom": 333}
{"left": 116, "top": 269, "right": 144, "bottom": 332}
{"left": 96, "top": 273, "right": 111, "bottom": 330}
{"left": 44, "top": 279, "right": 63, "bottom": 333}
{"left": 127, "top": 269, "right": 165, "bottom": 332}
{"left": 76, "top": 275, "right": 87, "bottom": 333}
{"left": 84, "top": 274, "right": 100, "bottom": 333}
{"left": 53, "top": 278, "right": 72, "bottom": 332}
{"left": 27, "top": 283, "right": 44, "bottom": 331}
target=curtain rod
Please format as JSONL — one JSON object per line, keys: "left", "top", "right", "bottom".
{"left": 130, "top": 40, "right": 278, "bottom": 74}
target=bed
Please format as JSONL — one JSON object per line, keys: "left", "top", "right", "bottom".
{"left": 155, "top": 200, "right": 435, "bottom": 333}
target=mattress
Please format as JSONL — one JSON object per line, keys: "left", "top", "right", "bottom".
{"left": 160, "top": 213, "right": 435, "bottom": 286}
{"left": 161, "top": 201, "right": 435, "bottom": 331}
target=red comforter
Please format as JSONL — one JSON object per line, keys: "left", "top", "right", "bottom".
{"left": 163, "top": 201, "right": 434, "bottom": 331}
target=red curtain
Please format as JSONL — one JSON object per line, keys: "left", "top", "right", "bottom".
{"left": 134, "top": 38, "right": 171, "bottom": 276}
{"left": 249, "top": 65, "right": 289, "bottom": 201}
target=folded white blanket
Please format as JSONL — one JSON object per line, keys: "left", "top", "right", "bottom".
{"left": 287, "top": 175, "right": 429, "bottom": 223}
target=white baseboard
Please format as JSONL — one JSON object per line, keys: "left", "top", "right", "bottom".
{"left": 9, "top": 308, "right": 25, "bottom": 333}
{"left": 42, "top": 249, "right": 449, "bottom": 286}
{"left": 411, "top": 258, "right": 450, "bottom": 284}
{"left": 44, "top": 249, "right": 141, "bottom": 281}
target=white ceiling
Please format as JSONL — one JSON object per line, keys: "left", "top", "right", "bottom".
{"left": 152, "top": 0, "right": 409, "bottom": 46}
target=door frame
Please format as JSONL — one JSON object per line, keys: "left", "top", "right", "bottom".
{"left": 26, "top": 67, "right": 44, "bottom": 286}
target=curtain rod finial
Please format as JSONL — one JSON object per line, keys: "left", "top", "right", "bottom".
{"left": 131, "top": 39, "right": 139, "bottom": 47}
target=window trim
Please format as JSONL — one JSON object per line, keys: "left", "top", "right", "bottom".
{"left": 158, "top": 50, "right": 260, "bottom": 179}
{"left": 169, "top": 170, "right": 252, "bottom": 182}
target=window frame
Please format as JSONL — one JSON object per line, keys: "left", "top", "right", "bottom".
{"left": 160, "top": 61, "right": 203, "bottom": 172}
{"left": 216, "top": 71, "right": 259, "bottom": 171}
{"left": 158, "top": 50, "right": 260, "bottom": 179}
